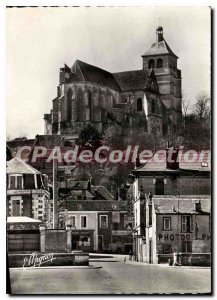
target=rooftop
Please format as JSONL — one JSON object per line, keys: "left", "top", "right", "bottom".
{"left": 142, "top": 39, "right": 178, "bottom": 58}
{"left": 113, "top": 69, "right": 151, "bottom": 92}
{"left": 134, "top": 150, "right": 211, "bottom": 173}
{"left": 65, "top": 200, "right": 128, "bottom": 211}
{"left": 7, "top": 216, "right": 42, "bottom": 223}
{"left": 71, "top": 60, "right": 121, "bottom": 91}
{"left": 152, "top": 195, "right": 210, "bottom": 214}
{"left": 6, "top": 157, "right": 41, "bottom": 175}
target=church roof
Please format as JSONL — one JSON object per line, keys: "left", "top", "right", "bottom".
{"left": 142, "top": 39, "right": 178, "bottom": 58}
{"left": 71, "top": 60, "right": 121, "bottom": 91}
{"left": 113, "top": 70, "right": 150, "bottom": 92}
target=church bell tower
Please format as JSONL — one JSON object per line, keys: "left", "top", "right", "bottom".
{"left": 142, "top": 26, "right": 182, "bottom": 130}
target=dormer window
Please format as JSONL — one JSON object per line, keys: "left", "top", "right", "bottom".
{"left": 9, "top": 174, "right": 23, "bottom": 189}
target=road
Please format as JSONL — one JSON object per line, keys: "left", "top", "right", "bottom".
{"left": 9, "top": 257, "right": 211, "bottom": 294}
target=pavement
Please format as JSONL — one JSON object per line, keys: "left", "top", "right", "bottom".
{"left": 9, "top": 254, "right": 211, "bottom": 294}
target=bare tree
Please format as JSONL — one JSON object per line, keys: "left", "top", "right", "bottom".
{"left": 182, "top": 93, "right": 191, "bottom": 117}
{"left": 193, "top": 92, "right": 210, "bottom": 122}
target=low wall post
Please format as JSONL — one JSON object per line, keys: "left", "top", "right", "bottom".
{"left": 39, "top": 224, "right": 46, "bottom": 253}
{"left": 66, "top": 224, "right": 72, "bottom": 252}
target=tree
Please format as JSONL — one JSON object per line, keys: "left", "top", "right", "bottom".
{"left": 182, "top": 93, "right": 191, "bottom": 128}
{"left": 79, "top": 124, "right": 102, "bottom": 150}
{"left": 193, "top": 92, "right": 210, "bottom": 122}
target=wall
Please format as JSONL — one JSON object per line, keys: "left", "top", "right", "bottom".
{"left": 7, "top": 230, "right": 40, "bottom": 253}
{"left": 45, "top": 230, "right": 67, "bottom": 252}
{"left": 137, "top": 174, "right": 210, "bottom": 196}
{"left": 155, "top": 214, "right": 211, "bottom": 258}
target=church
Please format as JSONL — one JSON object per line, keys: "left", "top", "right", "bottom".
{"left": 44, "top": 26, "right": 182, "bottom": 138}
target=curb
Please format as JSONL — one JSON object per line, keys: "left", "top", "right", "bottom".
{"left": 10, "top": 265, "right": 102, "bottom": 270}
{"left": 122, "top": 261, "right": 211, "bottom": 269}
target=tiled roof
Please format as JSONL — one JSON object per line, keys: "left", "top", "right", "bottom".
{"left": 71, "top": 60, "right": 121, "bottom": 91}
{"left": 65, "top": 200, "right": 128, "bottom": 211}
{"left": 91, "top": 186, "right": 114, "bottom": 200}
{"left": 134, "top": 150, "right": 211, "bottom": 173}
{"left": 142, "top": 39, "right": 178, "bottom": 58}
{"left": 6, "top": 157, "right": 41, "bottom": 174}
{"left": 113, "top": 70, "right": 149, "bottom": 92}
{"left": 152, "top": 196, "right": 210, "bottom": 214}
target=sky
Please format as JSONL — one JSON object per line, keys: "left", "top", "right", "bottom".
{"left": 6, "top": 6, "right": 211, "bottom": 139}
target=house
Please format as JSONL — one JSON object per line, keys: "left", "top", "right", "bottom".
{"left": 128, "top": 144, "right": 211, "bottom": 262}
{"left": 145, "top": 195, "right": 211, "bottom": 265}
{"left": 6, "top": 157, "right": 50, "bottom": 221}
{"left": 58, "top": 199, "right": 133, "bottom": 253}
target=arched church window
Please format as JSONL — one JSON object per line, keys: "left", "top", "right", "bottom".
{"left": 151, "top": 99, "right": 155, "bottom": 114}
{"left": 76, "top": 88, "right": 84, "bottom": 122}
{"left": 67, "top": 88, "right": 73, "bottom": 121}
{"left": 148, "top": 59, "right": 155, "bottom": 69}
{"left": 137, "top": 98, "right": 143, "bottom": 111}
{"left": 157, "top": 58, "right": 163, "bottom": 68}
{"left": 88, "top": 91, "right": 92, "bottom": 121}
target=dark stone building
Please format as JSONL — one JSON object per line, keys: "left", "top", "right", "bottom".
{"left": 44, "top": 26, "right": 182, "bottom": 137}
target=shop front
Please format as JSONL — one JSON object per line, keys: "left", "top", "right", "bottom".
{"left": 71, "top": 230, "right": 94, "bottom": 252}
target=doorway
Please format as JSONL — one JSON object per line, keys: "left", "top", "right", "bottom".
{"left": 98, "top": 235, "right": 103, "bottom": 252}
{"left": 149, "top": 240, "right": 153, "bottom": 263}
{"left": 71, "top": 235, "right": 79, "bottom": 250}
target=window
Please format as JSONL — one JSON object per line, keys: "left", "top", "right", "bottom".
{"left": 67, "top": 88, "right": 73, "bottom": 121}
{"left": 38, "top": 210, "right": 43, "bottom": 214}
{"left": 182, "top": 241, "right": 192, "bottom": 253}
{"left": 151, "top": 99, "right": 155, "bottom": 114}
{"left": 12, "top": 198, "right": 21, "bottom": 216}
{"left": 38, "top": 205, "right": 43, "bottom": 209}
{"left": 163, "top": 244, "right": 172, "bottom": 254}
{"left": 163, "top": 217, "right": 171, "bottom": 231}
{"left": 10, "top": 176, "right": 16, "bottom": 189}
{"left": 68, "top": 216, "right": 76, "bottom": 227}
{"left": 155, "top": 179, "right": 164, "bottom": 195}
{"left": 113, "top": 223, "right": 119, "bottom": 230}
{"left": 100, "top": 215, "right": 108, "bottom": 228}
{"left": 76, "top": 88, "right": 84, "bottom": 122}
{"left": 79, "top": 236, "right": 90, "bottom": 247}
{"left": 9, "top": 175, "right": 23, "bottom": 189}
{"left": 181, "top": 215, "right": 192, "bottom": 233}
{"left": 148, "top": 59, "right": 155, "bottom": 69}
{"left": 137, "top": 98, "right": 143, "bottom": 111}
{"left": 17, "top": 176, "right": 22, "bottom": 189}
{"left": 81, "top": 216, "right": 87, "bottom": 228}
{"left": 157, "top": 58, "right": 163, "bottom": 68}
{"left": 149, "top": 205, "right": 152, "bottom": 226}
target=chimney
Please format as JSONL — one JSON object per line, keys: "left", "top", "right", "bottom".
{"left": 156, "top": 26, "right": 164, "bottom": 43}
{"left": 166, "top": 143, "right": 179, "bottom": 170}
{"left": 194, "top": 201, "right": 201, "bottom": 212}
{"left": 135, "top": 154, "right": 141, "bottom": 168}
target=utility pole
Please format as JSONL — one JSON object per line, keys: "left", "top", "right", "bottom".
{"left": 53, "top": 156, "right": 58, "bottom": 229}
